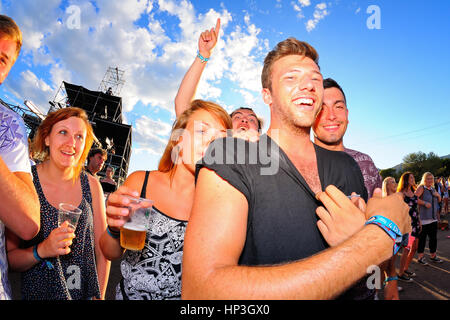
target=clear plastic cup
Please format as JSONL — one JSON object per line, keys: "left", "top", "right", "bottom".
{"left": 119, "top": 196, "right": 153, "bottom": 251}
{"left": 58, "top": 203, "right": 82, "bottom": 230}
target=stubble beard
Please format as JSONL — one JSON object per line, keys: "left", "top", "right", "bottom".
{"left": 315, "top": 134, "right": 344, "bottom": 147}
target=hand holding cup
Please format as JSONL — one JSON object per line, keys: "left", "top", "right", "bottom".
{"left": 39, "top": 220, "right": 76, "bottom": 258}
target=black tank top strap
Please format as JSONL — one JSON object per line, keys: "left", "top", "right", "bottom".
{"left": 80, "top": 171, "right": 93, "bottom": 207}
{"left": 140, "top": 171, "right": 150, "bottom": 198}
{"left": 31, "top": 165, "right": 43, "bottom": 195}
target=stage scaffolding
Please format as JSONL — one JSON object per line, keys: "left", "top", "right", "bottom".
{"left": 6, "top": 67, "right": 132, "bottom": 187}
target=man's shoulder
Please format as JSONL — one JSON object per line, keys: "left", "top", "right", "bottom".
{"left": 0, "top": 105, "right": 31, "bottom": 173}
{"left": 197, "top": 135, "right": 282, "bottom": 181}
{"left": 344, "top": 147, "right": 376, "bottom": 165}
{"left": 0, "top": 105, "right": 28, "bottom": 149}
{"left": 0, "top": 104, "right": 24, "bottom": 121}
{"left": 315, "top": 144, "right": 358, "bottom": 165}
{"left": 202, "top": 135, "right": 276, "bottom": 166}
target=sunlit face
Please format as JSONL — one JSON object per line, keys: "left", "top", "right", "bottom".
{"left": 45, "top": 117, "right": 87, "bottom": 169}
{"left": 425, "top": 175, "right": 434, "bottom": 187}
{"left": 178, "top": 109, "right": 227, "bottom": 173}
{"left": 263, "top": 55, "right": 323, "bottom": 130}
{"left": 387, "top": 178, "right": 397, "bottom": 194}
{"left": 408, "top": 174, "right": 415, "bottom": 186}
{"left": 313, "top": 87, "right": 349, "bottom": 147}
{"left": 0, "top": 37, "right": 17, "bottom": 85}
{"left": 231, "top": 109, "right": 259, "bottom": 132}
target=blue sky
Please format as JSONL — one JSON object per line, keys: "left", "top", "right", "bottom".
{"left": 1, "top": 0, "right": 449, "bottom": 174}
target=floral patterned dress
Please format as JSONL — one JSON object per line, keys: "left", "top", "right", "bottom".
{"left": 404, "top": 193, "right": 420, "bottom": 238}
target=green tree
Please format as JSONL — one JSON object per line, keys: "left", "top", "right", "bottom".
{"left": 439, "top": 158, "right": 450, "bottom": 177}
{"left": 379, "top": 168, "right": 398, "bottom": 181}
{"left": 402, "top": 151, "right": 444, "bottom": 180}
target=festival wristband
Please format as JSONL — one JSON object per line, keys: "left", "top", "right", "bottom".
{"left": 384, "top": 276, "right": 398, "bottom": 286}
{"left": 33, "top": 244, "right": 54, "bottom": 270}
{"left": 365, "top": 215, "right": 402, "bottom": 255}
{"left": 107, "top": 226, "right": 120, "bottom": 239}
{"left": 197, "top": 51, "right": 210, "bottom": 63}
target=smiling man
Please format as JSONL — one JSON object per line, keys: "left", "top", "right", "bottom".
{"left": 312, "top": 78, "right": 384, "bottom": 299}
{"left": 181, "top": 38, "right": 410, "bottom": 300}
{"left": 313, "top": 78, "right": 382, "bottom": 198}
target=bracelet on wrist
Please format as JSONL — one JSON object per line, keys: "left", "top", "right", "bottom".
{"left": 197, "top": 51, "right": 210, "bottom": 63}
{"left": 384, "top": 276, "right": 398, "bottom": 286}
{"left": 33, "top": 244, "right": 54, "bottom": 270}
{"left": 107, "top": 226, "right": 120, "bottom": 239}
{"left": 365, "top": 215, "right": 403, "bottom": 255}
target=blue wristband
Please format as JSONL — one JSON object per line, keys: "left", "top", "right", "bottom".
{"left": 384, "top": 276, "right": 398, "bottom": 286}
{"left": 107, "top": 226, "right": 120, "bottom": 239}
{"left": 33, "top": 244, "right": 54, "bottom": 270}
{"left": 33, "top": 244, "right": 42, "bottom": 262}
{"left": 365, "top": 215, "right": 403, "bottom": 255}
{"left": 197, "top": 51, "right": 210, "bottom": 63}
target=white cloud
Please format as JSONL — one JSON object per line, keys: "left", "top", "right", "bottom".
{"left": 223, "top": 23, "right": 263, "bottom": 93}
{"left": 292, "top": 3, "right": 304, "bottom": 19}
{"left": 239, "top": 89, "right": 257, "bottom": 107}
{"left": 298, "top": 0, "right": 311, "bottom": 7}
{"left": 3, "top": 0, "right": 269, "bottom": 157}
{"left": 132, "top": 115, "right": 172, "bottom": 155}
{"left": 306, "top": 2, "right": 329, "bottom": 32}
{"left": 5, "top": 70, "right": 53, "bottom": 114}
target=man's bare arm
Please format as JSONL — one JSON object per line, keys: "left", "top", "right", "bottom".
{"left": 0, "top": 158, "right": 39, "bottom": 240}
{"left": 182, "top": 168, "right": 409, "bottom": 300}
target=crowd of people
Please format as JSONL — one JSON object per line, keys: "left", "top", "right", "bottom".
{"left": 0, "top": 15, "right": 446, "bottom": 301}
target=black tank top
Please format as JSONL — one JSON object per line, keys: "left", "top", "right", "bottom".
{"left": 21, "top": 166, "right": 101, "bottom": 300}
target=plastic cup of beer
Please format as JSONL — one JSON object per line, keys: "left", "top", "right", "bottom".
{"left": 120, "top": 196, "right": 153, "bottom": 251}
{"left": 58, "top": 203, "right": 82, "bottom": 231}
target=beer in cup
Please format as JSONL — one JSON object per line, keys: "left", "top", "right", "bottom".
{"left": 120, "top": 196, "right": 153, "bottom": 251}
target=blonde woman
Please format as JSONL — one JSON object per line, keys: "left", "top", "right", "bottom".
{"left": 416, "top": 172, "right": 442, "bottom": 265}
{"left": 382, "top": 176, "right": 397, "bottom": 197}
{"left": 100, "top": 100, "right": 232, "bottom": 300}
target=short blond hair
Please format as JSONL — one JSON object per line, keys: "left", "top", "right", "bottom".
{"left": 0, "top": 15, "right": 22, "bottom": 61}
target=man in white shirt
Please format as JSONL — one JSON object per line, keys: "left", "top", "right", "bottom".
{"left": 0, "top": 14, "right": 40, "bottom": 300}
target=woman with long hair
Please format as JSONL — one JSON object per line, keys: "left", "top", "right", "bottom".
{"left": 416, "top": 172, "right": 442, "bottom": 265}
{"left": 6, "top": 107, "right": 110, "bottom": 300}
{"left": 100, "top": 100, "right": 232, "bottom": 300}
{"left": 396, "top": 172, "right": 421, "bottom": 281}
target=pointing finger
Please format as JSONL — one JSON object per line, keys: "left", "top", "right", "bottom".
{"left": 215, "top": 18, "right": 221, "bottom": 37}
